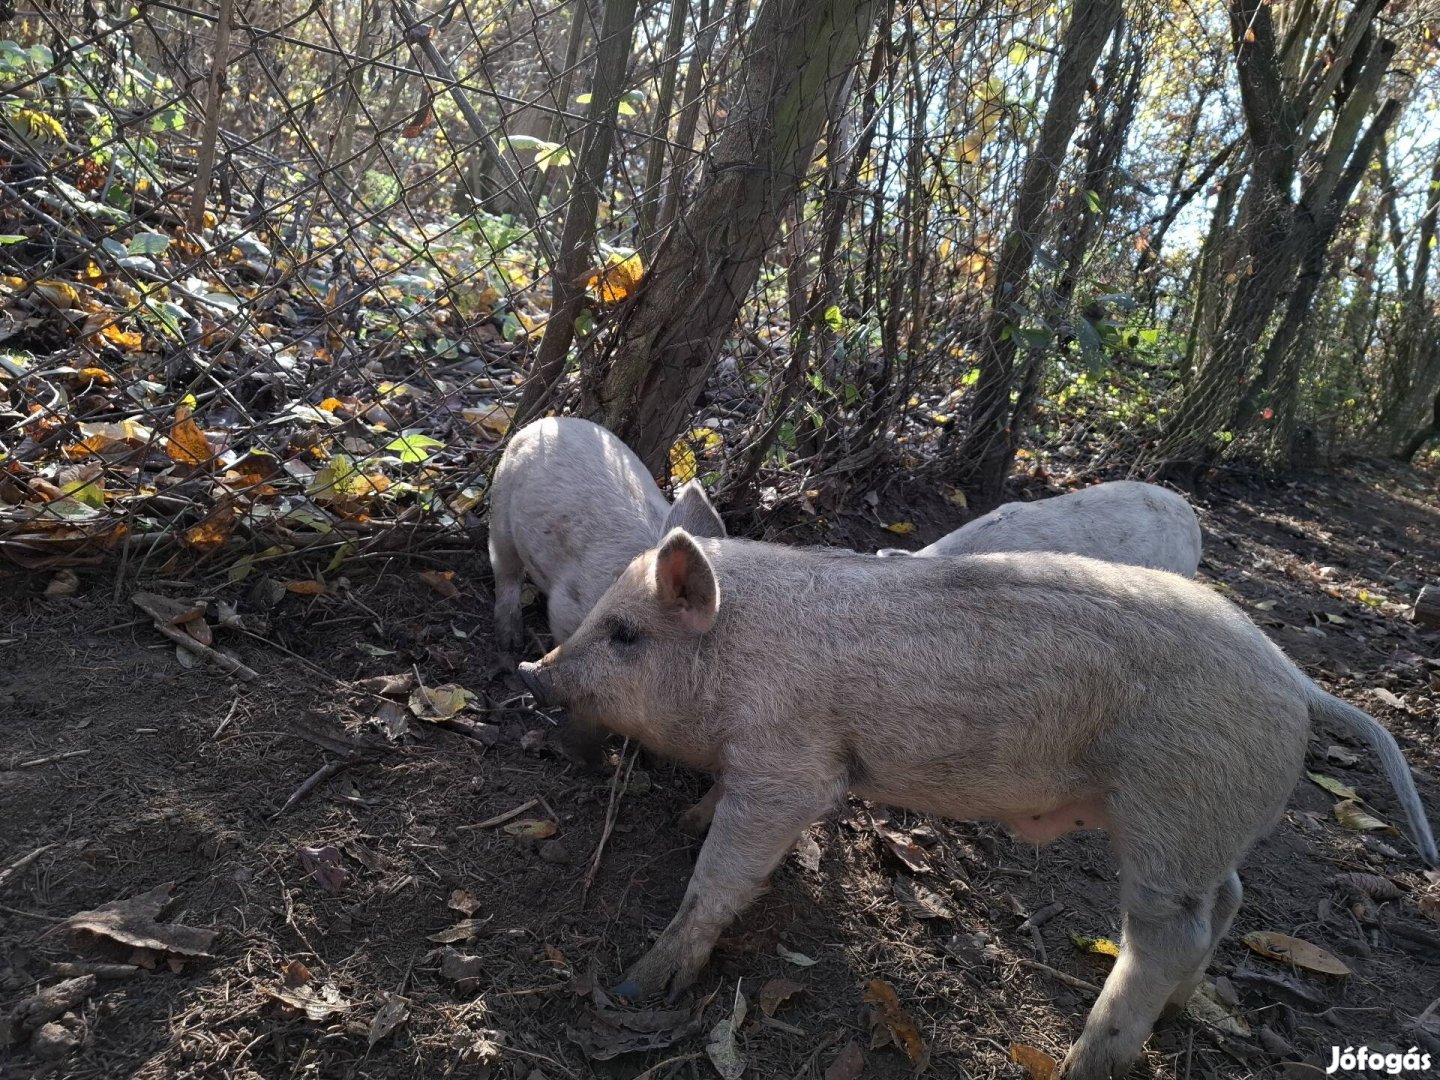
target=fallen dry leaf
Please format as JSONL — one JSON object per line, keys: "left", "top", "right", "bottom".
{"left": 1009, "top": 1042, "right": 1058, "bottom": 1080}
{"left": 864, "top": 979, "right": 929, "bottom": 1070}
{"left": 44, "top": 569, "right": 79, "bottom": 598}
{"left": 1242, "top": 931, "right": 1351, "bottom": 977}
{"left": 437, "top": 947, "right": 485, "bottom": 990}
{"left": 1331, "top": 872, "right": 1403, "bottom": 902}
{"left": 367, "top": 991, "right": 409, "bottom": 1046}
{"left": 776, "top": 943, "right": 818, "bottom": 967}
{"left": 62, "top": 883, "right": 216, "bottom": 959}
{"left": 165, "top": 405, "right": 214, "bottom": 467}
{"left": 352, "top": 672, "right": 417, "bottom": 696}
{"left": 884, "top": 521, "right": 915, "bottom": 535}
{"left": 182, "top": 502, "right": 235, "bottom": 552}
{"left": 418, "top": 569, "right": 459, "bottom": 598}
{"left": 283, "top": 579, "right": 326, "bottom": 596}
{"left": 502, "top": 818, "right": 557, "bottom": 840}
{"left": 298, "top": 845, "right": 348, "bottom": 893}
{"left": 567, "top": 1003, "right": 702, "bottom": 1060}
{"left": 1070, "top": 934, "right": 1120, "bottom": 959}
{"left": 706, "top": 983, "right": 747, "bottom": 1080}
{"left": 427, "top": 918, "right": 490, "bottom": 944}
{"left": 759, "top": 977, "right": 804, "bottom": 1017}
{"left": 281, "top": 960, "right": 311, "bottom": 987}
{"left": 408, "top": 683, "right": 475, "bottom": 721}
{"left": 262, "top": 980, "right": 352, "bottom": 1020}
{"left": 1185, "top": 979, "right": 1250, "bottom": 1037}
{"left": 824, "top": 1039, "right": 865, "bottom": 1080}
{"left": 793, "top": 832, "right": 822, "bottom": 872}
{"left": 874, "top": 820, "right": 931, "bottom": 873}
{"left": 448, "top": 888, "right": 483, "bottom": 916}
{"left": 1306, "top": 771, "right": 1359, "bottom": 801}
{"left": 1333, "top": 799, "right": 1395, "bottom": 834}
{"left": 893, "top": 876, "right": 954, "bottom": 920}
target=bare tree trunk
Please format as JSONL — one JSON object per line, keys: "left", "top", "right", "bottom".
{"left": 514, "top": 0, "right": 640, "bottom": 425}
{"left": 948, "top": 0, "right": 1123, "bottom": 510}
{"left": 576, "top": 0, "right": 884, "bottom": 474}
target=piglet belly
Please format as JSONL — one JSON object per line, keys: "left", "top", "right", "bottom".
{"left": 1002, "top": 796, "right": 1110, "bottom": 844}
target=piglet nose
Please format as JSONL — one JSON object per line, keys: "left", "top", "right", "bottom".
{"left": 517, "top": 661, "right": 550, "bottom": 706}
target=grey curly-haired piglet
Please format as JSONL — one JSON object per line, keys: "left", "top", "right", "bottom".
{"left": 518, "top": 532, "right": 1435, "bottom": 1080}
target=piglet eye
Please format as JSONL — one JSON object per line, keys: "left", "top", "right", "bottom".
{"left": 609, "top": 621, "right": 641, "bottom": 647}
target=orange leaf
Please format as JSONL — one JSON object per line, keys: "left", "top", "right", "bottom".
{"left": 418, "top": 570, "right": 459, "bottom": 599}
{"left": 863, "top": 979, "right": 929, "bottom": 1068}
{"left": 284, "top": 579, "right": 326, "bottom": 596}
{"left": 1009, "top": 1042, "right": 1058, "bottom": 1080}
{"left": 316, "top": 397, "right": 346, "bottom": 413}
{"left": 580, "top": 252, "right": 644, "bottom": 303}
{"left": 182, "top": 502, "right": 236, "bottom": 552}
{"left": 166, "top": 405, "right": 214, "bottom": 467}
{"left": 100, "top": 323, "right": 143, "bottom": 349}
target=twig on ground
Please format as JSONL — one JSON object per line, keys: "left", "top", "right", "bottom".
{"left": 133, "top": 592, "right": 260, "bottom": 681}
{"left": 212, "top": 696, "right": 241, "bottom": 739}
{"left": 270, "top": 755, "right": 363, "bottom": 819}
{"left": 583, "top": 740, "right": 635, "bottom": 900}
{"left": 457, "top": 798, "right": 539, "bottom": 831}
{"left": 0, "top": 843, "right": 57, "bottom": 891}
{"left": 1016, "top": 957, "right": 1101, "bottom": 996}
{"left": 16, "top": 749, "right": 92, "bottom": 769}
{"left": 636, "top": 1052, "right": 704, "bottom": 1079}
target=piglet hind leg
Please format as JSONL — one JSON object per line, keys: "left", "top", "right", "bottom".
{"left": 1059, "top": 863, "right": 1237, "bottom": 1080}
{"left": 615, "top": 775, "right": 842, "bottom": 1002}
{"left": 488, "top": 531, "right": 525, "bottom": 661}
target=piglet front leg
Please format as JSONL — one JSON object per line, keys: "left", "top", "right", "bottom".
{"left": 615, "top": 774, "right": 842, "bottom": 1001}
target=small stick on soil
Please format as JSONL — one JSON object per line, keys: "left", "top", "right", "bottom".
{"left": 1017, "top": 900, "right": 1065, "bottom": 932}
{"left": 133, "top": 593, "right": 260, "bottom": 682}
{"left": 270, "top": 756, "right": 362, "bottom": 819}
{"left": 583, "top": 741, "right": 635, "bottom": 901}
{"left": 457, "top": 798, "right": 539, "bottom": 831}
{"left": 212, "top": 697, "right": 241, "bottom": 739}
{"left": 635, "top": 1053, "right": 703, "bottom": 1079}
{"left": 0, "top": 842, "right": 57, "bottom": 890}
{"left": 16, "top": 749, "right": 91, "bottom": 769}
{"left": 1016, "top": 957, "right": 1101, "bottom": 996}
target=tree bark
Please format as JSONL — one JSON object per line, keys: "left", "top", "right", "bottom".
{"left": 578, "top": 0, "right": 884, "bottom": 474}
{"left": 948, "top": 0, "right": 1123, "bottom": 509}
{"left": 514, "top": 0, "right": 640, "bottom": 425}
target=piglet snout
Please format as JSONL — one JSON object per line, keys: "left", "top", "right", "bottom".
{"left": 517, "top": 661, "right": 551, "bottom": 706}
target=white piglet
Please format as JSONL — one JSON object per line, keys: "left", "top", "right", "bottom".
{"left": 882, "top": 479, "right": 1202, "bottom": 576}
{"left": 487, "top": 416, "right": 724, "bottom": 659}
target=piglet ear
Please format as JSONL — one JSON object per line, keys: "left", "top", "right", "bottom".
{"left": 652, "top": 528, "right": 719, "bottom": 633}
{"left": 661, "top": 480, "right": 726, "bottom": 539}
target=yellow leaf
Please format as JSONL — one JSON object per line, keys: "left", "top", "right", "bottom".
{"left": 581, "top": 251, "right": 644, "bottom": 303}
{"left": 100, "top": 323, "right": 143, "bottom": 349}
{"left": 941, "top": 485, "right": 968, "bottom": 508}
{"left": 166, "top": 405, "right": 215, "bottom": 467}
{"left": 667, "top": 429, "right": 719, "bottom": 485}
{"left": 16, "top": 107, "right": 66, "bottom": 142}
{"left": 884, "top": 522, "right": 915, "bottom": 535}
{"left": 1242, "top": 931, "right": 1351, "bottom": 976}
{"left": 316, "top": 397, "right": 345, "bottom": 413}
{"left": 408, "top": 683, "right": 475, "bottom": 722}
{"left": 1070, "top": 934, "right": 1120, "bottom": 958}
{"left": 1009, "top": 1042, "right": 1057, "bottom": 1080}
{"left": 32, "top": 279, "right": 80, "bottom": 310}
{"left": 284, "top": 579, "right": 326, "bottom": 595}
{"left": 1333, "top": 799, "right": 1395, "bottom": 834}
{"left": 1306, "top": 771, "right": 1358, "bottom": 801}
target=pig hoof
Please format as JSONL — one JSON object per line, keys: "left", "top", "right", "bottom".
{"left": 611, "top": 979, "right": 644, "bottom": 1002}
{"left": 677, "top": 808, "right": 711, "bottom": 837}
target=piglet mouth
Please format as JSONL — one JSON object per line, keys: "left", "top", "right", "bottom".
{"left": 516, "top": 661, "right": 553, "bottom": 707}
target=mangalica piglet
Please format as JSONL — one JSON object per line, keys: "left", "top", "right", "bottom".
{"left": 518, "top": 532, "right": 1436, "bottom": 1080}
{"left": 488, "top": 418, "right": 723, "bottom": 757}
{"left": 879, "top": 479, "right": 1202, "bottom": 576}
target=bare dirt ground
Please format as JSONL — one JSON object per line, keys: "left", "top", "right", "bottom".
{"left": 2, "top": 459, "right": 1438, "bottom": 1080}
